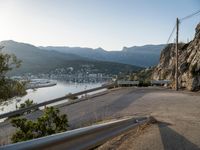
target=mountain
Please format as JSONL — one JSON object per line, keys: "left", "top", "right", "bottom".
{"left": 40, "top": 44, "right": 165, "bottom": 67}
{"left": 0, "top": 40, "right": 141, "bottom": 75}
{"left": 152, "top": 22, "right": 200, "bottom": 91}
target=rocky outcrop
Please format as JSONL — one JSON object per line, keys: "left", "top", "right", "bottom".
{"left": 152, "top": 23, "right": 200, "bottom": 91}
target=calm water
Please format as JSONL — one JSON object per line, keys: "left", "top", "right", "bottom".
{"left": 0, "top": 81, "right": 104, "bottom": 115}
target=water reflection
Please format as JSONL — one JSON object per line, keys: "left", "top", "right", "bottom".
{"left": 0, "top": 81, "right": 103, "bottom": 115}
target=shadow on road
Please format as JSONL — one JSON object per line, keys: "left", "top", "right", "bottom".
{"left": 70, "top": 88, "right": 147, "bottom": 128}
{"left": 158, "top": 121, "right": 199, "bottom": 150}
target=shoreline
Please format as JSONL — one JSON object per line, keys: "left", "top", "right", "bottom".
{"left": 0, "top": 82, "right": 103, "bottom": 118}
{"left": 26, "top": 79, "right": 57, "bottom": 89}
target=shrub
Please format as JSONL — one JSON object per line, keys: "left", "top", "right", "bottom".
{"left": 11, "top": 107, "right": 69, "bottom": 143}
{"left": 8, "top": 99, "right": 38, "bottom": 119}
{"left": 68, "top": 93, "right": 78, "bottom": 100}
{"left": 138, "top": 80, "right": 151, "bottom": 87}
{"left": 16, "top": 99, "right": 38, "bottom": 114}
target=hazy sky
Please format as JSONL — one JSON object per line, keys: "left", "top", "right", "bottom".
{"left": 0, "top": 0, "right": 199, "bottom": 50}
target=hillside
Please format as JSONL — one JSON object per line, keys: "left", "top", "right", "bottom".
{"left": 152, "top": 22, "right": 200, "bottom": 91}
{"left": 0, "top": 40, "right": 142, "bottom": 75}
{"left": 40, "top": 44, "right": 165, "bottom": 67}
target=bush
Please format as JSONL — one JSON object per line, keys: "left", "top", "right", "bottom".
{"left": 8, "top": 99, "right": 38, "bottom": 119}
{"left": 107, "top": 84, "right": 116, "bottom": 89}
{"left": 0, "top": 79, "right": 26, "bottom": 103}
{"left": 130, "top": 68, "right": 154, "bottom": 81}
{"left": 138, "top": 80, "right": 151, "bottom": 87}
{"left": 16, "top": 99, "right": 38, "bottom": 114}
{"left": 11, "top": 107, "right": 69, "bottom": 143}
{"left": 68, "top": 93, "right": 78, "bottom": 100}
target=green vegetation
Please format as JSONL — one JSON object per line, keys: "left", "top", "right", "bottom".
{"left": 16, "top": 99, "right": 37, "bottom": 111}
{"left": 68, "top": 93, "right": 78, "bottom": 100}
{"left": 0, "top": 47, "right": 26, "bottom": 102}
{"left": 107, "top": 84, "right": 116, "bottom": 89}
{"left": 11, "top": 107, "right": 69, "bottom": 143}
{"left": 130, "top": 67, "right": 154, "bottom": 85}
{"left": 0, "top": 79, "right": 26, "bottom": 102}
{"left": 138, "top": 80, "right": 151, "bottom": 87}
{"left": 7, "top": 99, "right": 38, "bottom": 119}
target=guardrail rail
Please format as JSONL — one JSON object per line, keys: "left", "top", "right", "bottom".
{"left": 117, "top": 80, "right": 139, "bottom": 86}
{"left": 0, "top": 83, "right": 116, "bottom": 119}
{"left": 0, "top": 117, "right": 149, "bottom": 150}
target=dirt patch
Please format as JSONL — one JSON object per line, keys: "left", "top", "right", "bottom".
{"left": 96, "top": 115, "right": 200, "bottom": 150}
{"left": 96, "top": 117, "right": 157, "bottom": 150}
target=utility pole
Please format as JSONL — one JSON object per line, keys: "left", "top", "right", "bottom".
{"left": 175, "top": 18, "right": 179, "bottom": 91}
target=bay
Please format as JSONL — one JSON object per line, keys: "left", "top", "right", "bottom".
{"left": 0, "top": 81, "right": 104, "bottom": 115}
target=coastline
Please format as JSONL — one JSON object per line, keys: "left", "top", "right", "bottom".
{"left": 26, "top": 79, "right": 57, "bottom": 89}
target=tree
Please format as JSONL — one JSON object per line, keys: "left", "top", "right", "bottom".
{"left": 0, "top": 46, "right": 26, "bottom": 102}
{"left": 0, "top": 46, "right": 21, "bottom": 78}
{"left": 11, "top": 107, "right": 69, "bottom": 143}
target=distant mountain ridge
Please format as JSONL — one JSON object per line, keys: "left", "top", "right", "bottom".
{"left": 0, "top": 40, "right": 141, "bottom": 75}
{"left": 40, "top": 44, "right": 165, "bottom": 67}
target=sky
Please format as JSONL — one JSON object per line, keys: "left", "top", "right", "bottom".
{"left": 0, "top": 0, "right": 199, "bottom": 51}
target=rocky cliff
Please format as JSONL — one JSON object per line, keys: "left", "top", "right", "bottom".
{"left": 152, "top": 23, "right": 200, "bottom": 91}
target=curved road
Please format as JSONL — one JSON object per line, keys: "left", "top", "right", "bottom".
{"left": 1, "top": 87, "right": 200, "bottom": 149}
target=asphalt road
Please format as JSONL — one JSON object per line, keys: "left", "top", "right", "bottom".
{"left": 1, "top": 87, "right": 200, "bottom": 149}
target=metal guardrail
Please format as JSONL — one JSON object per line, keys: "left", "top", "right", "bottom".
{"left": 117, "top": 80, "right": 172, "bottom": 86}
{"left": 150, "top": 80, "right": 172, "bottom": 85}
{"left": 0, "top": 117, "right": 149, "bottom": 150}
{"left": 0, "top": 83, "right": 116, "bottom": 119}
{"left": 117, "top": 80, "right": 139, "bottom": 86}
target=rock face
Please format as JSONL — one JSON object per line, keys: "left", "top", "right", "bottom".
{"left": 152, "top": 23, "right": 200, "bottom": 91}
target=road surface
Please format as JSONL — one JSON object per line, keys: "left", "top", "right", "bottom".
{"left": 1, "top": 87, "right": 200, "bottom": 149}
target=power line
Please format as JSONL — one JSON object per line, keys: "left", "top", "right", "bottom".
{"left": 166, "top": 9, "right": 200, "bottom": 44}
{"left": 166, "top": 23, "right": 176, "bottom": 44}
{"left": 164, "top": 10, "right": 200, "bottom": 90}
{"left": 180, "top": 9, "right": 200, "bottom": 22}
